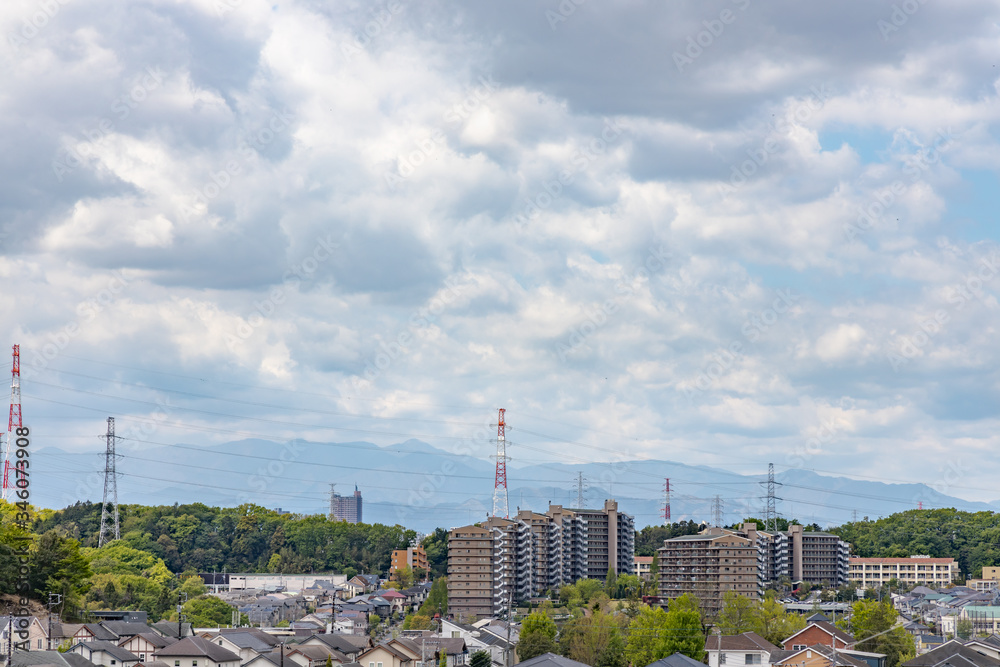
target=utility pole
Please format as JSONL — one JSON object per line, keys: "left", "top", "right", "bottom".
{"left": 177, "top": 591, "right": 188, "bottom": 639}
{"left": 47, "top": 593, "right": 62, "bottom": 650}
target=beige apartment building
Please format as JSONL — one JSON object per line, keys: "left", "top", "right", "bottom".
{"left": 657, "top": 527, "right": 759, "bottom": 617}
{"left": 848, "top": 556, "right": 957, "bottom": 586}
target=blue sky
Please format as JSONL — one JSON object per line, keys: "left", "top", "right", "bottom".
{"left": 2, "top": 0, "right": 1000, "bottom": 522}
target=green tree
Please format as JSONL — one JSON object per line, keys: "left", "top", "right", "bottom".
{"left": 957, "top": 618, "right": 974, "bottom": 640}
{"left": 663, "top": 594, "right": 706, "bottom": 661}
{"left": 717, "top": 591, "right": 758, "bottom": 635}
{"left": 752, "top": 592, "right": 806, "bottom": 645}
{"left": 522, "top": 611, "right": 557, "bottom": 640}
{"left": 470, "top": 651, "right": 491, "bottom": 667}
{"left": 182, "top": 596, "right": 235, "bottom": 627}
{"left": 438, "top": 651, "right": 447, "bottom": 667}
{"left": 394, "top": 565, "right": 415, "bottom": 588}
{"left": 179, "top": 575, "right": 207, "bottom": 598}
{"left": 420, "top": 576, "right": 448, "bottom": 617}
{"left": 847, "top": 599, "right": 915, "bottom": 667}
{"left": 30, "top": 530, "right": 91, "bottom": 620}
{"left": 596, "top": 627, "right": 627, "bottom": 667}
{"left": 518, "top": 632, "right": 558, "bottom": 661}
{"left": 625, "top": 605, "right": 672, "bottom": 667}
{"left": 605, "top": 566, "right": 619, "bottom": 598}
{"left": 267, "top": 553, "right": 283, "bottom": 573}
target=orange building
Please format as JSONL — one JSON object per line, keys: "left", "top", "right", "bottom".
{"left": 391, "top": 545, "right": 429, "bottom": 578}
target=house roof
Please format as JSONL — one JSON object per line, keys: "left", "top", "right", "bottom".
{"left": 84, "top": 624, "right": 120, "bottom": 641}
{"left": 706, "top": 633, "right": 778, "bottom": 653}
{"left": 74, "top": 641, "right": 141, "bottom": 663}
{"left": 305, "top": 635, "right": 365, "bottom": 655}
{"left": 150, "top": 621, "right": 193, "bottom": 639}
{"left": 122, "top": 633, "right": 178, "bottom": 649}
{"left": 377, "top": 590, "right": 406, "bottom": 600}
{"left": 903, "top": 640, "right": 1000, "bottom": 667}
{"left": 101, "top": 622, "right": 153, "bottom": 638}
{"left": 289, "top": 645, "right": 347, "bottom": 662}
{"left": 214, "top": 633, "right": 275, "bottom": 653}
{"left": 62, "top": 655, "right": 96, "bottom": 667}
{"left": 774, "top": 644, "right": 869, "bottom": 667}
{"left": 516, "top": 653, "right": 590, "bottom": 667}
{"left": 783, "top": 621, "right": 855, "bottom": 646}
{"left": 646, "top": 654, "right": 709, "bottom": 667}
{"left": 12, "top": 650, "right": 74, "bottom": 667}
{"left": 358, "top": 643, "right": 412, "bottom": 663}
{"left": 155, "top": 637, "right": 241, "bottom": 662}
{"left": 217, "top": 629, "right": 280, "bottom": 647}
{"left": 397, "top": 637, "right": 466, "bottom": 655}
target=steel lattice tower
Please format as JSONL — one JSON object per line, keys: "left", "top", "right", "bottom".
{"left": 98, "top": 417, "right": 121, "bottom": 546}
{"left": 492, "top": 408, "right": 509, "bottom": 518}
{"left": 2, "top": 344, "right": 21, "bottom": 502}
{"left": 712, "top": 495, "right": 724, "bottom": 526}
{"left": 662, "top": 478, "right": 671, "bottom": 523}
{"left": 575, "top": 472, "right": 588, "bottom": 508}
{"left": 763, "top": 462, "right": 779, "bottom": 532}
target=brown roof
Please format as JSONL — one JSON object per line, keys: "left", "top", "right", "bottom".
{"left": 784, "top": 621, "right": 855, "bottom": 646}
{"left": 706, "top": 633, "right": 779, "bottom": 652}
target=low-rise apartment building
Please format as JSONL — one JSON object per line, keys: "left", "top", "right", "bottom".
{"left": 848, "top": 557, "right": 957, "bottom": 587}
{"left": 390, "top": 546, "right": 429, "bottom": 577}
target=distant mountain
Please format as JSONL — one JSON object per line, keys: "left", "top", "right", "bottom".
{"left": 30, "top": 437, "right": 996, "bottom": 534}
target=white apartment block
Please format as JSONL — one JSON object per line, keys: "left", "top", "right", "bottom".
{"left": 848, "top": 556, "right": 957, "bottom": 586}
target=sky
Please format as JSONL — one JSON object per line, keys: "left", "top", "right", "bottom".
{"left": 2, "top": 0, "right": 1000, "bottom": 521}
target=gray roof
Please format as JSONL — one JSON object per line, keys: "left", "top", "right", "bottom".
{"left": 517, "top": 654, "right": 590, "bottom": 667}
{"left": 74, "top": 641, "right": 141, "bottom": 663}
{"left": 155, "top": 637, "right": 241, "bottom": 663}
{"left": 127, "top": 633, "right": 178, "bottom": 649}
{"left": 151, "top": 621, "right": 193, "bottom": 639}
{"left": 705, "top": 633, "right": 779, "bottom": 652}
{"left": 647, "top": 654, "right": 710, "bottom": 667}
{"left": 101, "top": 622, "right": 153, "bottom": 638}
{"left": 62, "top": 655, "right": 97, "bottom": 667}
{"left": 904, "top": 641, "right": 1000, "bottom": 667}
{"left": 216, "top": 633, "right": 274, "bottom": 652}
{"left": 12, "top": 650, "right": 74, "bottom": 667}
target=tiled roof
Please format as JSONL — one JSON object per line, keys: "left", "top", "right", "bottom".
{"left": 705, "top": 632, "right": 779, "bottom": 652}
{"left": 155, "top": 637, "right": 241, "bottom": 663}
{"left": 75, "top": 641, "right": 141, "bottom": 663}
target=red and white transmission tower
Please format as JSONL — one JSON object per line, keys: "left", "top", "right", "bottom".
{"left": 662, "top": 478, "right": 671, "bottom": 523}
{"left": 2, "top": 345, "right": 21, "bottom": 502}
{"left": 492, "top": 408, "right": 509, "bottom": 519}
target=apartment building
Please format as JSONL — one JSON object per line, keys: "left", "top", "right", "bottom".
{"left": 447, "top": 500, "right": 635, "bottom": 620}
{"left": 390, "top": 545, "right": 429, "bottom": 576}
{"left": 635, "top": 556, "right": 653, "bottom": 581}
{"left": 775, "top": 524, "right": 850, "bottom": 586}
{"left": 657, "top": 527, "right": 759, "bottom": 617}
{"left": 849, "top": 557, "right": 957, "bottom": 587}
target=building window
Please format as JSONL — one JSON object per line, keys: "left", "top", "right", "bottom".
{"left": 720, "top": 654, "right": 727, "bottom": 664}
{"left": 175, "top": 662, "right": 181, "bottom": 666}
{"left": 793, "top": 645, "right": 807, "bottom": 651}
{"left": 745, "top": 655, "right": 761, "bottom": 665}
{"left": 112, "top": 662, "right": 117, "bottom": 665}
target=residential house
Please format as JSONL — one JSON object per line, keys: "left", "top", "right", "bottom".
{"left": 394, "top": 638, "right": 467, "bottom": 667}
{"left": 1, "top": 615, "right": 49, "bottom": 651}
{"left": 299, "top": 633, "right": 369, "bottom": 662}
{"left": 151, "top": 621, "right": 194, "bottom": 640}
{"left": 153, "top": 637, "right": 241, "bottom": 667}
{"left": 648, "top": 655, "right": 713, "bottom": 667}
{"left": 10, "top": 649, "right": 83, "bottom": 667}
{"left": 285, "top": 645, "right": 348, "bottom": 667}
{"left": 70, "top": 641, "right": 141, "bottom": 667}
{"left": 705, "top": 632, "right": 779, "bottom": 667}
{"left": 781, "top": 620, "right": 855, "bottom": 651}
{"left": 117, "top": 632, "right": 178, "bottom": 662}
{"left": 203, "top": 632, "right": 273, "bottom": 662}
{"left": 99, "top": 623, "right": 152, "bottom": 642}
{"left": 439, "top": 620, "right": 511, "bottom": 667}
{"left": 356, "top": 643, "right": 416, "bottom": 667}
{"left": 772, "top": 646, "right": 870, "bottom": 667}
{"left": 514, "top": 653, "right": 589, "bottom": 667}
{"left": 350, "top": 575, "right": 380, "bottom": 594}
{"left": 902, "top": 640, "right": 1000, "bottom": 667}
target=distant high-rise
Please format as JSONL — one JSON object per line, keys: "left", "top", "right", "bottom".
{"left": 329, "top": 484, "right": 363, "bottom": 523}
